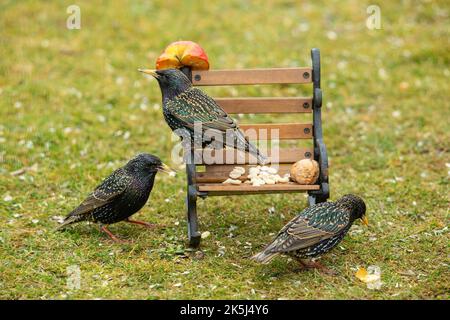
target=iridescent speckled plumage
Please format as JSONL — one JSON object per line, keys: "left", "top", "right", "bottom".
{"left": 252, "top": 194, "right": 367, "bottom": 272}
{"left": 144, "top": 69, "right": 267, "bottom": 164}
{"left": 57, "top": 153, "right": 173, "bottom": 241}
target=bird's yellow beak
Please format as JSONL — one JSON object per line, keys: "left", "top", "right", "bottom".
{"left": 138, "top": 68, "right": 159, "bottom": 78}
{"left": 157, "top": 163, "right": 176, "bottom": 176}
{"left": 361, "top": 215, "right": 369, "bottom": 226}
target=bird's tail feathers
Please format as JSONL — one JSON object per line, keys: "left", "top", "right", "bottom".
{"left": 251, "top": 250, "right": 279, "bottom": 264}
{"left": 234, "top": 129, "right": 268, "bottom": 165}
{"left": 55, "top": 215, "right": 83, "bottom": 231}
{"left": 254, "top": 149, "right": 268, "bottom": 166}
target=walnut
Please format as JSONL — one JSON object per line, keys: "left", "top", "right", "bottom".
{"left": 290, "top": 159, "right": 319, "bottom": 185}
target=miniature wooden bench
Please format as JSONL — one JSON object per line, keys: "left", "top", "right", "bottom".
{"left": 180, "top": 48, "right": 329, "bottom": 247}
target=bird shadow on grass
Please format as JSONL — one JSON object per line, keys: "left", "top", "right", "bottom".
{"left": 57, "top": 223, "right": 172, "bottom": 252}
{"left": 55, "top": 224, "right": 131, "bottom": 244}
{"left": 254, "top": 257, "right": 339, "bottom": 281}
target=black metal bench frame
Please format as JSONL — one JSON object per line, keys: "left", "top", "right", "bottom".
{"left": 180, "top": 48, "right": 329, "bottom": 247}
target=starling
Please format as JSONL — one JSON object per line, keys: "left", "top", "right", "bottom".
{"left": 139, "top": 68, "right": 267, "bottom": 164}
{"left": 252, "top": 194, "right": 367, "bottom": 274}
{"left": 56, "top": 153, "right": 175, "bottom": 242}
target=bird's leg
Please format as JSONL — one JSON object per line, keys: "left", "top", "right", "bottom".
{"left": 124, "top": 218, "right": 161, "bottom": 229}
{"left": 100, "top": 225, "right": 128, "bottom": 243}
{"left": 298, "top": 259, "right": 337, "bottom": 276}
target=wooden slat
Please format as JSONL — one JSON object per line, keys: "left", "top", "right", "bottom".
{"left": 197, "top": 162, "right": 304, "bottom": 183}
{"left": 194, "top": 147, "right": 313, "bottom": 165}
{"left": 192, "top": 68, "right": 312, "bottom": 86}
{"left": 198, "top": 172, "right": 296, "bottom": 183}
{"left": 197, "top": 182, "right": 319, "bottom": 196}
{"left": 238, "top": 123, "right": 312, "bottom": 140}
{"left": 215, "top": 97, "right": 312, "bottom": 114}
{"left": 196, "top": 173, "right": 248, "bottom": 183}
{"left": 199, "top": 164, "right": 296, "bottom": 183}
{"left": 203, "top": 163, "right": 294, "bottom": 175}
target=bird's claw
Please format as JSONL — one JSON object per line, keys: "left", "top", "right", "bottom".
{"left": 100, "top": 225, "right": 132, "bottom": 244}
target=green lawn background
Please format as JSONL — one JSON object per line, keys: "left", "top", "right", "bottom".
{"left": 0, "top": 0, "right": 448, "bottom": 299}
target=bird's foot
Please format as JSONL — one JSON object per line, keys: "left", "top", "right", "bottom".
{"left": 298, "top": 259, "right": 337, "bottom": 276}
{"left": 125, "top": 218, "right": 164, "bottom": 229}
{"left": 100, "top": 225, "right": 131, "bottom": 244}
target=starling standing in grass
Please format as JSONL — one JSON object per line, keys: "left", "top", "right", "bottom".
{"left": 139, "top": 68, "right": 267, "bottom": 164}
{"left": 56, "top": 153, "right": 175, "bottom": 242}
{"left": 252, "top": 194, "right": 368, "bottom": 274}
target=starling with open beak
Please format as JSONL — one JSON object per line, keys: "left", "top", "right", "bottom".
{"left": 252, "top": 194, "right": 368, "bottom": 274}
{"left": 139, "top": 68, "right": 268, "bottom": 165}
{"left": 56, "top": 153, "right": 175, "bottom": 242}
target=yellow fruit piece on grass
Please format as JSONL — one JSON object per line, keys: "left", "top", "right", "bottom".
{"left": 355, "top": 267, "right": 380, "bottom": 283}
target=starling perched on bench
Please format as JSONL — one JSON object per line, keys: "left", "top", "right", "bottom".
{"left": 139, "top": 68, "right": 267, "bottom": 164}
{"left": 56, "top": 153, "right": 175, "bottom": 242}
{"left": 252, "top": 194, "right": 367, "bottom": 274}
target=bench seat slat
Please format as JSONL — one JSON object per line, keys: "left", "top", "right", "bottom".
{"left": 192, "top": 68, "right": 312, "bottom": 86}
{"left": 199, "top": 163, "right": 295, "bottom": 183}
{"left": 238, "top": 123, "right": 312, "bottom": 140}
{"left": 197, "top": 183, "right": 320, "bottom": 196}
{"left": 198, "top": 173, "right": 298, "bottom": 183}
{"left": 215, "top": 97, "right": 312, "bottom": 114}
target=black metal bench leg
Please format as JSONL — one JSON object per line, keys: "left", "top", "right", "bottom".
{"left": 308, "top": 194, "right": 316, "bottom": 206}
{"left": 186, "top": 186, "right": 201, "bottom": 247}
{"left": 315, "top": 195, "right": 328, "bottom": 204}
{"left": 308, "top": 193, "right": 328, "bottom": 206}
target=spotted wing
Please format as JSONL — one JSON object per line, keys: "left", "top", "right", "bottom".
{"left": 265, "top": 202, "right": 351, "bottom": 253}
{"left": 66, "top": 168, "right": 131, "bottom": 218}
{"left": 165, "top": 87, "right": 238, "bottom": 133}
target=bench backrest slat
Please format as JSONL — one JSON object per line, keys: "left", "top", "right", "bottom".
{"left": 239, "top": 123, "right": 312, "bottom": 140}
{"left": 192, "top": 68, "right": 312, "bottom": 86}
{"left": 215, "top": 97, "right": 312, "bottom": 114}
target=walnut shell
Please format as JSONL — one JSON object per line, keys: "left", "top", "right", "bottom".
{"left": 290, "top": 159, "right": 319, "bottom": 184}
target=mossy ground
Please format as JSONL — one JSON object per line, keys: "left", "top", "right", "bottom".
{"left": 0, "top": 0, "right": 448, "bottom": 299}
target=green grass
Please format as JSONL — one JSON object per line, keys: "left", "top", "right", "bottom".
{"left": 0, "top": 0, "right": 448, "bottom": 299}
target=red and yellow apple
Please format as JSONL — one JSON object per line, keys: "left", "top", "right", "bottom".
{"left": 156, "top": 41, "right": 209, "bottom": 70}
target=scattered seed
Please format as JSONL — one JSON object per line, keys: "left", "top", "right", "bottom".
{"left": 222, "top": 178, "right": 242, "bottom": 185}
{"left": 201, "top": 231, "right": 211, "bottom": 239}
